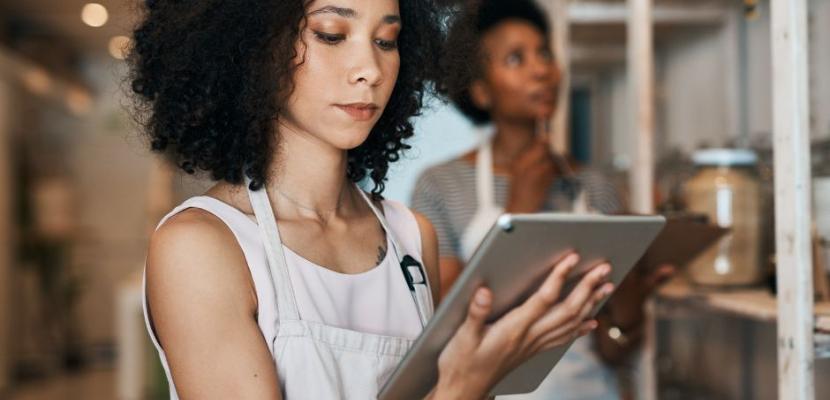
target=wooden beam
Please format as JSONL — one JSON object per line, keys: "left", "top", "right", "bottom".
{"left": 549, "top": 0, "right": 571, "bottom": 155}
{"left": 627, "top": 0, "right": 655, "bottom": 215}
{"left": 627, "top": 1, "right": 657, "bottom": 399}
{"left": 771, "top": 0, "right": 815, "bottom": 399}
{"left": 571, "top": 45, "right": 626, "bottom": 65}
{"left": 569, "top": 2, "right": 726, "bottom": 25}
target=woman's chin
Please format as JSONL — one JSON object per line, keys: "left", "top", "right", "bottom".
{"left": 332, "top": 130, "right": 372, "bottom": 150}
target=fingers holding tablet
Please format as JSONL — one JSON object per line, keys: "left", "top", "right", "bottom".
{"left": 524, "top": 261, "right": 614, "bottom": 349}
{"left": 438, "top": 253, "right": 617, "bottom": 394}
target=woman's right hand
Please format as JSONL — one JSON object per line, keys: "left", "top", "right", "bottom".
{"left": 429, "top": 253, "right": 614, "bottom": 400}
{"left": 504, "top": 138, "right": 558, "bottom": 213}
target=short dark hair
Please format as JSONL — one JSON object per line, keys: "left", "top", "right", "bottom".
{"left": 128, "top": 0, "right": 446, "bottom": 195}
{"left": 437, "top": 0, "right": 550, "bottom": 125}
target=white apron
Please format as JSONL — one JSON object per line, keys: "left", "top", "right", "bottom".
{"left": 247, "top": 181, "right": 434, "bottom": 399}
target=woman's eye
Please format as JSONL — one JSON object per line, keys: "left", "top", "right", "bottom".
{"left": 506, "top": 52, "right": 523, "bottom": 67}
{"left": 313, "top": 31, "right": 345, "bottom": 45}
{"left": 375, "top": 38, "right": 398, "bottom": 51}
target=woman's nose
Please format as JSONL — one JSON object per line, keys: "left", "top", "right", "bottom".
{"left": 530, "top": 54, "right": 555, "bottom": 80}
{"left": 348, "top": 44, "right": 384, "bottom": 87}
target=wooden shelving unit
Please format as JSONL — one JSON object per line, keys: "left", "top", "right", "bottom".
{"left": 546, "top": 1, "right": 822, "bottom": 399}
{"left": 656, "top": 278, "right": 830, "bottom": 333}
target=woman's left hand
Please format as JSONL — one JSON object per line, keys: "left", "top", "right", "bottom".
{"left": 606, "top": 263, "right": 675, "bottom": 325}
{"left": 593, "top": 263, "right": 675, "bottom": 364}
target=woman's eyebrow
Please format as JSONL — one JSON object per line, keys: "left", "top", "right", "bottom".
{"left": 308, "top": 6, "right": 400, "bottom": 25}
{"left": 309, "top": 5, "right": 356, "bottom": 18}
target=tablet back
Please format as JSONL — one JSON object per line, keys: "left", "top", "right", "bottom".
{"left": 378, "top": 213, "right": 665, "bottom": 399}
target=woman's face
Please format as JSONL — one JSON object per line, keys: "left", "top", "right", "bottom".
{"left": 281, "top": 0, "right": 401, "bottom": 150}
{"left": 472, "top": 20, "right": 561, "bottom": 123}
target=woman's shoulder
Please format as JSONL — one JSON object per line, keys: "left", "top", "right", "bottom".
{"left": 378, "top": 198, "right": 422, "bottom": 240}
{"left": 147, "top": 207, "right": 257, "bottom": 319}
{"left": 377, "top": 199, "right": 436, "bottom": 255}
{"left": 150, "top": 189, "right": 257, "bottom": 253}
{"left": 151, "top": 206, "right": 239, "bottom": 256}
{"left": 425, "top": 155, "right": 475, "bottom": 177}
{"left": 414, "top": 156, "right": 475, "bottom": 193}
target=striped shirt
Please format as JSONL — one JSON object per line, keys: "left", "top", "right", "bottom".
{"left": 411, "top": 158, "right": 623, "bottom": 259}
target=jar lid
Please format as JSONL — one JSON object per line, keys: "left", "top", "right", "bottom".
{"left": 692, "top": 148, "right": 758, "bottom": 166}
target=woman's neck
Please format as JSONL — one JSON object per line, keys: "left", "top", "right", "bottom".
{"left": 491, "top": 116, "right": 536, "bottom": 166}
{"left": 264, "top": 124, "right": 357, "bottom": 221}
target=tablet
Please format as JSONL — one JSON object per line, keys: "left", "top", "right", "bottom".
{"left": 637, "top": 214, "right": 729, "bottom": 271}
{"left": 378, "top": 213, "right": 666, "bottom": 399}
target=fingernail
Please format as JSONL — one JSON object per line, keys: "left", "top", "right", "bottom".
{"left": 568, "top": 254, "right": 580, "bottom": 266}
{"left": 603, "top": 283, "right": 615, "bottom": 295}
{"left": 600, "top": 264, "right": 611, "bottom": 277}
{"left": 475, "top": 290, "right": 490, "bottom": 306}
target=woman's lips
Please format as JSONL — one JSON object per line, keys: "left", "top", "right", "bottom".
{"left": 335, "top": 103, "right": 379, "bottom": 121}
{"left": 529, "top": 89, "right": 557, "bottom": 104}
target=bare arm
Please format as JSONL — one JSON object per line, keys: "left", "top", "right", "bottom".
{"left": 592, "top": 264, "right": 675, "bottom": 366}
{"left": 146, "top": 209, "right": 282, "bottom": 400}
{"left": 437, "top": 257, "right": 463, "bottom": 300}
{"left": 413, "top": 211, "right": 442, "bottom": 305}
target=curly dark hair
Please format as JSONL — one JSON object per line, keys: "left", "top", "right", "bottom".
{"left": 128, "top": 0, "right": 446, "bottom": 195}
{"left": 437, "top": 0, "right": 550, "bottom": 125}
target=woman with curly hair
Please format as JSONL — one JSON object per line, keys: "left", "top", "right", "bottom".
{"left": 131, "top": 0, "right": 616, "bottom": 398}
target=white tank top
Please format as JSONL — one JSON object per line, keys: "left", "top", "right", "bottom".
{"left": 143, "top": 190, "right": 434, "bottom": 399}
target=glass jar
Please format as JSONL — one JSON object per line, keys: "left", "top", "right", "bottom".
{"left": 684, "top": 149, "right": 762, "bottom": 286}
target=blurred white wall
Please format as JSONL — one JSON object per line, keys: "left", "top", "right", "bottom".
{"left": 382, "top": 99, "right": 478, "bottom": 204}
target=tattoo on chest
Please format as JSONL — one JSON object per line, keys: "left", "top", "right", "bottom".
{"left": 377, "top": 244, "right": 387, "bottom": 264}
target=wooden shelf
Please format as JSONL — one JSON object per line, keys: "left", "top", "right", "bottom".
{"left": 656, "top": 278, "right": 830, "bottom": 332}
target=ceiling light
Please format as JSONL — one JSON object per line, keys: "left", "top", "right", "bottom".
{"left": 109, "top": 36, "right": 131, "bottom": 60}
{"left": 81, "top": 3, "right": 109, "bottom": 28}
{"left": 21, "top": 68, "right": 52, "bottom": 95}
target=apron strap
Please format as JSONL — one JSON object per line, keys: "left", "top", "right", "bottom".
{"left": 459, "top": 132, "right": 504, "bottom": 262}
{"left": 246, "top": 178, "right": 301, "bottom": 321}
{"left": 476, "top": 138, "right": 496, "bottom": 210}
{"left": 357, "top": 189, "right": 434, "bottom": 327}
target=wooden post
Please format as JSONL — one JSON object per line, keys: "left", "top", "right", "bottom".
{"left": 628, "top": 0, "right": 655, "bottom": 215}
{"left": 628, "top": 1, "right": 657, "bottom": 400}
{"left": 550, "top": 0, "right": 571, "bottom": 155}
{"left": 771, "top": 0, "right": 815, "bottom": 399}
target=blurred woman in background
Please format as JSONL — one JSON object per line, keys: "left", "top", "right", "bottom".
{"left": 413, "top": 1, "right": 673, "bottom": 398}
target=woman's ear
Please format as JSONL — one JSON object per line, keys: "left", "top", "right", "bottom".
{"left": 469, "top": 80, "right": 492, "bottom": 110}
